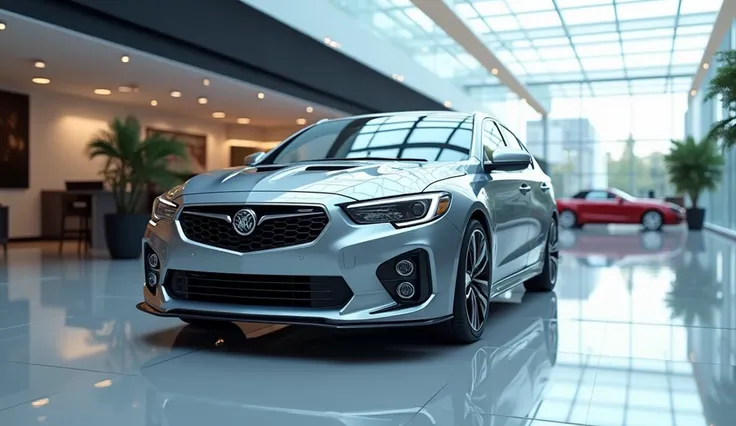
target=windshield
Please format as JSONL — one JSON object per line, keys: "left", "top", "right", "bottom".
{"left": 610, "top": 188, "right": 637, "bottom": 201}
{"left": 263, "top": 113, "right": 473, "bottom": 164}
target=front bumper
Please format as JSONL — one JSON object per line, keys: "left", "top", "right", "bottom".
{"left": 139, "top": 191, "right": 463, "bottom": 326}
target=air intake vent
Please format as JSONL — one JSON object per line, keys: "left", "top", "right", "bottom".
{"left": 251, "top": 165, "right": 286, "bottom": 172}
{"left": 304, "top": 165, "right": 356, "bottom": 172}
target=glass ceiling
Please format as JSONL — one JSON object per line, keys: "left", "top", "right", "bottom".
{"left": 331, "top": 0, "right": 497, "bottom": 84}
{"left": 332, "top": 0, "right": 723, "bottom": 97}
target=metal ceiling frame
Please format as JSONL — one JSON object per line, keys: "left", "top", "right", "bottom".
{"left": 410, "top": 0, "right": 548, "bottom": 115}
{"left": 690, "top": 0, "right": 736, "bottom": 95}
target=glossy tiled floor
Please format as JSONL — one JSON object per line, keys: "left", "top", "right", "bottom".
{"left": 0, "top": 227, "right": 734, "bottom": 426}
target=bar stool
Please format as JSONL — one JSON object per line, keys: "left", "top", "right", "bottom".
{"left": 0, "top": 204, "right": 8, "bottom": 257}
{"left": 58, "top": 194, "right": 92, "bottom": 255}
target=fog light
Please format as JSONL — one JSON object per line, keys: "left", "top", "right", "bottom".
{"left": 147, "top": 272, "right": 158, "bottom": 286}
{"left": 396, "top": 282, "right": 415, "bottom": 299}
{"left": 147, "top": 253, "right": 159, "bottom": 269}
{"left": 395, "top": 259, "right": 414, "bottom": 277}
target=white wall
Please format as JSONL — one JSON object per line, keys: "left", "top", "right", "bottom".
{"left": 0, "top": 86, "right": 278, "bottom": 239}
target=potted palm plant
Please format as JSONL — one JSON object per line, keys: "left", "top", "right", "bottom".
{"left": 87, "top": 116, "right": 189, "bottom": 259}
{"left": 704, "top": 50, "right": 736, "bottom": 149}
{"left": 663, "top": 136, "right": 724, "bottom": 230}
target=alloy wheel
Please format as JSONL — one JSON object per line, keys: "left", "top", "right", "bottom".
{"left": 559, "top": 210, "right": 576, "bottom": 228}
{"left": 643, "top": 211, "right": 662, "bottom": 231}
{"left": 548, "top": 224, "right": 559, "bottom": 286}
{"left": 465, "top": 229, "right": 490, "bottom": 332}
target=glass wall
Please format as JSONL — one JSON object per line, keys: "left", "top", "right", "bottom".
{"left": 688, "top": 20, "right": 736, "bottom": 231}
{"left": 470, "top": 81, "right": 689, "bottom": 199}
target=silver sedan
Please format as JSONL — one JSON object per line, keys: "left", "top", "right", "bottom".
{"left": 137, "top": 111, "right": 559, "bottom": 343}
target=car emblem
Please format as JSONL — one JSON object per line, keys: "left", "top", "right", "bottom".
{"left": 232, "top": 209, "right": 257, "bottom": 236}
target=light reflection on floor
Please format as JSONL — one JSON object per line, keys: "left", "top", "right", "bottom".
{"left": 0, "top": 227, "right": 733, "bottom": 425}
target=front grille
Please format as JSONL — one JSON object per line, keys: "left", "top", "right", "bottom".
{"left": 164, "top": 270, "right": 353, "bottom": 309}
{"left": 178, "top": 204, "right": 328, "bottom": 252}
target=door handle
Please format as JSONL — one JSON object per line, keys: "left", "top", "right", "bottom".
{"left": 519, "top": 184, "right": 532, "bottom": 194}
{"left": 540, "top": 182, "right": 550, "bottom": 192}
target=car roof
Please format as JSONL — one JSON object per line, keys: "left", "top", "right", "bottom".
{"left": 322, "top": 110, "right": 478, "bottom": 122}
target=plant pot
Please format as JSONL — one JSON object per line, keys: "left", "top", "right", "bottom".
{"left": 104, "top": 213, "right": 150, "bottom": 259}
{"left": 685, "top": 208, "right": 706, "bottom": 230}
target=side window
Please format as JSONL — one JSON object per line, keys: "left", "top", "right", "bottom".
{"left": 585, "top": 191, "right": 612, "bottom": 201}
{"left": 498, "top": 124, "right": 534, "bottom": 170}
{"left": 481, "top": 120, "right": 505, "bottom": 161}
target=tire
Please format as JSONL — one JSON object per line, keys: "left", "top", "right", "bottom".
{"left": 524, "top": 220, "right": 559, "bottom": 292}
{"left": 444, "top": 219, "right": 492, "bottom": 344}
{"left": 641, "top": 210, "right": 664, "bottom": 232}
{"left": 559, "top": 210, "right": 579, "bottom": 229}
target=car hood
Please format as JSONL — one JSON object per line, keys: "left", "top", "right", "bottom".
{"left": 178, "top": 160, "right": 466, "bottom": 201}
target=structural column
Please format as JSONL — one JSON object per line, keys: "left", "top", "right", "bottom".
{"left": 542, "top": 114, "right": 549, "bottom": 173}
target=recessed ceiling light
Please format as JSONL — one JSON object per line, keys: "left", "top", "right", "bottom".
{"left": 703, "top": 63, "right": 710, "bottom": 69}
{"left": 203, "top": 78, "right": 210, "bottom": 86}
{"left": 32, "top": 77, "right": 50, "bottom": 85}
{"left": 306, "top": 106, "right": 314, "bottom": 113}
{"left": 443, "top": 100, "right": 452, "bottom": 108}
{"left": 94, "top": 89, "right": 112, "bottom": 95}
{"left": 392, "top": 73, "right": 405, "bottom": 82}
{"left": 150, "top": 100, "right": 158, "bottom": 106}
{"left": 690, "top": 89, "right": 697, "bottom": 96}
{"left": 118, "top": 86, "right": 133, "bottom": 93}
{"left": 170, "top": 90, "right": 181, "bottom": 98}
{"left": 296, "top": 118, "right": 307, "bottom": 125}
{"left": 237, "top": 117, "right": 251, "bottom": 124}
{"left": 197, "top": 96, "right": 208, "bottom": 104}
{"left": 121, "top": 55, "right": 130, "bottom": 63}
{"left": 34, "top": 61, "right": 45, "bottom": 69}
{"left": 212, "top": 112, "right": 225, "bottom": 119}
{"left": 0, "top": 22, "right": 6, "bottom": 31}
{"left": 257, "top": 92, "right": 265, "bottom": 100}
{"left": 520, "top": 98, "right": 527, "bottom": 104}
{"left": 491, "top": 68, "right": 499, "bottom": 75}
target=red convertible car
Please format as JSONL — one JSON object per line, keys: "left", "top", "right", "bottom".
{"left": 556, "top": 188, "right": 686, "bottom": 231}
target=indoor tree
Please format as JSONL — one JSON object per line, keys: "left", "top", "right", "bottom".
{"left": 704, "top": 50, "right": 736, "bottom": 149}
{"left": 87, "top": 116, "right": 189, "bottom": 258}
{"left": 663, "top": 136, "right": 724, "bottom": 229}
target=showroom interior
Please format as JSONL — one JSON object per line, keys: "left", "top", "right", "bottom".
{"left": 0, "top": 0, "right": 735, "bottom": 424}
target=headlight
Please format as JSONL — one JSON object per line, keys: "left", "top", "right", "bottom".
{"left": 151, "top": 196, "right": 178, "bottom": 222}
{"left": 342, "top": 192, "right": 451, "bottom": 227}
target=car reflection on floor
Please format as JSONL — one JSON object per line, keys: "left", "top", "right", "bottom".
{"left": 558, "top": 227, "right": 688, "bottom": 268}
{"left": 140, "top": 292, "right": 558, "bottom": 426}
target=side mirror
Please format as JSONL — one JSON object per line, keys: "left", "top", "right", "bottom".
{"left": 244, "top": 152, "right": 265, "bottom": 166}
{"left": 617, "top": 197, "right": 625, "bottom": 204}
{"left": 483, "top": 147, "right": 532, "bottom": 172}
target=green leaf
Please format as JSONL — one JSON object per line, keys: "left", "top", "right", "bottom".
{"left": 704, "top": 50, "right": 736, "bottom": 149}
{"left": 663, "top": 136, "right": 724, "bottom": 208}
{"left": 86, "top": 116, "right": 192, "bottom": 214}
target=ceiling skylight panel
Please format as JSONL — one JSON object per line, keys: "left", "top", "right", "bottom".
{"left": 621, "top": 28, "right": 674, "bottom": 40}
{"left": 561, "top": 5, "right": 616, "bottom": 25}
{"left": 624, "top": 52, "right": 671, "bottom": 68}
{"left": 673, "top": 34, "right": 711, "bottom": 50}
{"left": 670, "top": 49, "right": 704, "bottom": 65}
{"left": 571, "top": 32, "right": 620, "bottom": 44}
{"left": 615, "top": 0, "right": 679, "bottom": 20}
{"left": 581, "top": 56, "right": 624, "bottom": 71}
{"left": 678, "top": 0, "right": 724, "bottom": 14}
{"left": 516, "top": 11, "right": 562, "bottom": 29}
{"left": 482, "top": 15, "right": 519, "bottom": 31}
{"left": 537, "top": 46, "right": 577, "bottom": 60}
{"left": 622, "top": 39, "right": 673, "bottom": 54}
{"left": 576, "top": 42, "right": 622, "bottom": 57}
{"left": 473, "top": 0, "right": 510, "bottom": 16}
{"left": 555, "top": 0, "right": 612, "bottom": 8}
{"left": 505, "top": 0, "right": 556, "bottom": 13}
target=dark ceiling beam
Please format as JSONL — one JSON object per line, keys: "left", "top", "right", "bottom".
{"left": 0, "top": 0, "right": 451, "bottom": 114}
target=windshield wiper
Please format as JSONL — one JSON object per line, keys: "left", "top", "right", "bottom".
{"left": 296, "top": 157, "right": 427, "bottom": 163}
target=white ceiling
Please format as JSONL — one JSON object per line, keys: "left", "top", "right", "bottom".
{"left": 0, "top": 10, "right": 346, "bottom": 127}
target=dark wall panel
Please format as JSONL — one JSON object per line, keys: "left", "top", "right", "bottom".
{"left": 0, "top": 0, "right": 449, "bottom": 114}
